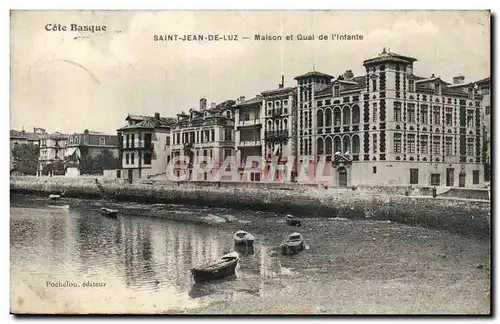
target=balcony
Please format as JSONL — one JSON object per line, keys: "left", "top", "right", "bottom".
{"left": 238, "top": 140, "right": 262, "bottom": 147}
{"left": 264, "top": 130, "right": 289, "bottom": 143}
{"left": 238, "top": 119, "right": 261, "bottom": 127}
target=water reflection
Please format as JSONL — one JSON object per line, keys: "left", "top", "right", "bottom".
{"left": 10, "top": 196, "right": 288, "bottom": 312}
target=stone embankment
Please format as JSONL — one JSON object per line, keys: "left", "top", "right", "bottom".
{"left": 10, "top": 176, "right": 490, "bottom": 237}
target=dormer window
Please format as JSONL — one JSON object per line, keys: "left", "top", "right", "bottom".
{"left": 408, "top": 79, "right": 415, "bottom": 92}
{"left": 334, "top": 85, "right": 340, "bottom": 97}
{"left": 226, "top": 110, "right": 231, "bottom": 118}
{"left": 69, "top": 137, "right": 73, "bottom": 144}
{"left": 434, "top": 83, "right": 441, "bottom": 95}
{"left": 99, "top": 137, "right": 106, "bottom": 146}
{"left": 204, "top": 111, "right": 208, "bottom": 117}
{"left": 468, "top": 88, "right": 474, "bottom": 99}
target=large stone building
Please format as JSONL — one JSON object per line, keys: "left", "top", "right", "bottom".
{"left": 475, "top": 77, "right": 490, "bottom": 181}
{"left": 38, "top": 132, "right": 69, "bottom": 176}
{"left": 65, "top": 130, "right": 119, "bottom": 177}
{"left": 169, "top": 99, "right": 236, "bottom": 181}
{"left": 294, "top": 48, "right": 485, "bottom": 187}
{"left": 117, "top": 113, "right": 177, "bottom": 181}
{"left": 10, "top": 127, "right": 46, "bottom": 174}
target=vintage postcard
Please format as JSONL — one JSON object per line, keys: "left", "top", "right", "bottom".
{"left": 10, "top": 10, "right": 491, "bottom": 315}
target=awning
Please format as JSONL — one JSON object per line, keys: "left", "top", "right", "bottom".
{"left": 64, "top": 147, "right": 80, "bottom": 158}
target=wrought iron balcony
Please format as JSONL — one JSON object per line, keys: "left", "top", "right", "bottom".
{"left": 264, "top": 130, "right": 288, "bottom": 143}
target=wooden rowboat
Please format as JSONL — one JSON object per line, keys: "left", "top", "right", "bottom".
{"left": 100, "top": 207, "right": 118, "bottom": 218}
{"left": 49, "top": 194, "right": 61, "bottom": 201}
{"left": 285, "top": 214, "right": 302, "bottom": 227}
{"left": 280, "top": 232, "right": 305, "bottom": 255}
{"left": 233, "top": 230, "right": 255, "bottom": 246}
{"left": 191, "top": 252, "right": 239, "bottom": 283}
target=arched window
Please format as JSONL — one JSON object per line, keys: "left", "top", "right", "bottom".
{"left": 343, "top": 136, "right": 351, "bottom": 153}
{"left": 325, "top": 108, "right": 332, "bottom": 127}
{"left": 352, "top": 135, "right": 360, "bottom": 153}
{"left": 334, "top": 136, "right": 342, "bottom": 153}
{"left": 352, "top": 105, "right": 360, "bottom": 124}
{"left": 275, "top": 120, "right": 281, "bottom": 130}
{"left": 267, "top": 120, "right": 272, "bottom": 130}
{"left": 334, "top": 108, "right": 342, "bottom": 126}
{"left": 317, "top": 138, "right": 324, "bottom": 155}
{"left": 283, "top": 118, "right": 288, "bottom": 131}
{"left": 317, "top": 110, "right": 324, "bottom": 128}
{"left": 325, "top": 137, "right": 333, "bottom": 154}
{"left": 343, "top": 106, "right": 351, "bottom": 125}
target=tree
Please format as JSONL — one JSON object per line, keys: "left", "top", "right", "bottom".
{"left": 11, "top": 143, "right": 39, "bottom": 175}
{"left": 79, "top": 149, "right": 120, "bottom": 175}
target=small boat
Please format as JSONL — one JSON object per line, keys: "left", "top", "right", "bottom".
{"left": 49, "top": 194, "right": 61, "bottom": 201}
{"left": 100, "top": 207, "right": 118, "bottom": 217}
{"left": 280, "top": 232, "right": 305, "bottom": 255}
{"left": 234, "top": 244, "right": 255, "bottom": 257}
{"left": 191, "top": 252, "right": 239, "bottom": 283}
{"left": 233, "top": 230, "right": 255, "bottom": 246}
{"left": 285, "top": 214, "right": 302, "bottom": 227}
{"left": 48, "top": 204, "right": 70, "bottom": 209}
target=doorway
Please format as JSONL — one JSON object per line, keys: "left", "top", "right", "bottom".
{"left": 128, "top": 169, "right": 133, "bottom": 184}
{"left": 338, "top": 167, "right": 347, "bottom": 187}
{"left": 446, "top": 168, "right": 454, "bottom": 187}
{"left": 459, "top": 173, "right": 466, "bottom": 187}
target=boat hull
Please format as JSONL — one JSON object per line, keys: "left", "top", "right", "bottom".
{"left": 234, "top": 238, "right": 255, "bottom": 246}
{"left": 286, "top": 218, "right": 302, "bottom": 227}
{"left": 191, "top": 260, "right": 238, "bottom": 283}
{"left": 281, "top": 241, "right": 304, "bottom": 255}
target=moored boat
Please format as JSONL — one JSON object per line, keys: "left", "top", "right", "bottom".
{"left": 191, "top": 252, "right": 239, "bottom": 283}
{"left": 233, "top": 230, "right": 255, "bottom": 246}
{"left": 100, "top": 207, "right": 118, "bottom": 217}
{"left": 285, "top": 214, "right": 302, "bottom": 227}
{"left": 48, "top": 204, "right": 70, "bottom": 209}
{"left": 49, "top": 194, "right": 61, "bottom": 201}
{"left": 280, "top": 232, "right": 305, "bottom": 255}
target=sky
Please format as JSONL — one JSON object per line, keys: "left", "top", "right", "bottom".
{"left": 10, "top": 10, "right": 490, "bottom": 135}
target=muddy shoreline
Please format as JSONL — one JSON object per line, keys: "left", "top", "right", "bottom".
{"left": 10, "top": 177, "right": 490, "bottom": 237}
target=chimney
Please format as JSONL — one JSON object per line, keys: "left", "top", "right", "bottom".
{"left": 21, "top": 127, "right": 25, "bottom": 133}
{"left": 154, "top": 112, "right": 160, "bottom": 120}
{"left": 279, "top": 75, "right": 284, "bottom": 88}
{"left": 453, "top": 75, "right": 465, "bottom": 85}
{"left": 343, "top": 70, "right": 354, "bottom": 81}
{"left": 199, "top": 98, "right": 207, "bottom": 111}
{"left": 211, "top": 102, "right": 216, "bottom": 109}
{"left": 237, "top": 96, "right": 246, "bottom": 104}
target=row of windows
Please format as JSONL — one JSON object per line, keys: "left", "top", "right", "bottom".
{"left": 172, "top": 129, "right": 234, "bottom": 145}
{"left": 393, "top": 103, "right": 477, "bottom": 127}
{"left": 316, "top": 106, "right": 361, "bottom": 127}
{"left": 393, "top": 134, "right": 477, "bottom": 155}
{"left": 266, "top": 118, "right": 289, "bottom": 131}
{"left": 266, "top": 100, "right": 289, "bottom": 109}
{"left": 124, "top": 152, "right": 152, "bottom": 165}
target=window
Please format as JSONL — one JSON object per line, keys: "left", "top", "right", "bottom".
{"left": 394, "top": 103, "right": 402, "bottom": 122}
{"left": 372, "top": 103, "right": 378, "bottom": 122}
{"left": 224, "top": 149, "right": 232, "bottom": 160}
{"left": 410, "top": 169, "right": 419, "bottom": 184}
{"left": 166, "top": 137, "right": 170, "bottom": 145}
{"left": 409, "top": 79, "right": 415, "bottom": 92}
{"left": 372, "top": 134, "right": 378, "bottom": 153}
{"left": 431, "top": 173, "right": 441, "bottom": 186}
{"left": 144, "top": 153, "right": 152, "bottom": 165}
{"left": 41, "top": 140, "right": 46, "bottom": 147}
{"left": 420, "top": 105, "right": 428, "bottom": 124}
{"left": 241, "top": 113, "right": 250, "bottom": 121}
{"left": 210, "top": 129, "right": 215, "bottom": 142}
{"left": 125, "top": 153, "right": 129, "bottom": 165}
{"left": 473, "top": 170, "right": 479, "bottom": 184}
{"left": 373, "top": 166, "right": 377, "bottom": 174}
{"left": 126, "top": 135, "right": 130, "bottom": 148}
{"left": 408, "top": 104, "right": 415, "bottom": 123}
{"left": 131, "top": 134, "right": 135, "bottom": 148}
{"left": 267, "top": 102, "right": 273, "bottom": 115}
{"left": 481, "top": 87, "right": 490, "bottom": 95}
{"left": 468, "top": 88, "right": 474, "bottom": 99}
{"left": 433, "top": 107, "right": 441, "bottom": 125}
{"left": 467, "top": 138, "right": 474, "bottom": 156}
{"left": 226, "top": 110, "right": 231, "bottom": 118}
{"left": 131, "top": 153, "right": 135, "bottom": 164}
{"left": 486, "top": 106, "right": 491, "bottom": 115}
{"left": 99, "top": 137, "right": 106, "bottom": 146}
{"left": 433, "top": 136, "right": 441, "bottom": 154}
{"left": 467, "top": 110, "right": 474, "bottom": 127}
{"left": 408, "top": 134, "right": 416, "bottom": 153}
{"left": 394, "top": 133, "right": 402, "bottom": 153}
{"left": 434, "top": 83, "right": 441, "bottom": 95}
{"left": 69, "top": 137, "right": 74, "bottom": 144}
{"left": 334, "top": 86, "right": 340, "bottom": 97}
{"left": 144, "top": 133, "right": 152, "bottom": 148}
{"left": 116, "top": 170, "right": 121, "bottom": 178}
{"left": 445, "top": 137, "right": 453, "bottom": 155}
{"left": 372, "top": 79, "right": 377, "bottom": 92}
{"left": 445, "top": 108, "right": 453, "bottom": 126}
{"left": 74, "top": 136, "right": 79, "bottom": 144}
{"left": 225, "top": 128, "right": 233, "bottom": 141}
